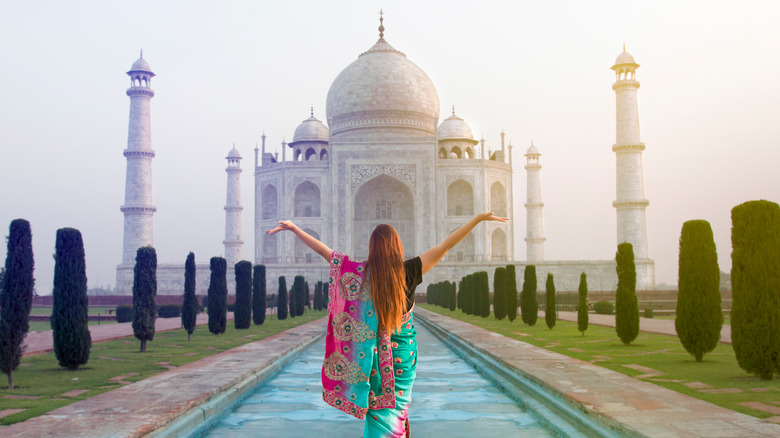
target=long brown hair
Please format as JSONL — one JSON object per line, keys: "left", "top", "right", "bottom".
{"left": 366, "top": 224, "right": 407, "bottom": 333}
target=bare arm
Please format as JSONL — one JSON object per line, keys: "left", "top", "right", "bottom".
{"left": 265, "top": 220, "right": 332, "bottom": 262}
{"left": 419, "top": 212, "right": 508, "bottom": 274}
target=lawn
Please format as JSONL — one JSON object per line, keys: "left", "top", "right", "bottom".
{"left": 420, "top": 304, "right": 778, "bottom": 420}
{"left": 0, "top": 310, "right": 327, "bottom": 425}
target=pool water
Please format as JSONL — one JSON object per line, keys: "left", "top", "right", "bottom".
{"left": 199, "top": 324, "right": 555, "bottom": 437}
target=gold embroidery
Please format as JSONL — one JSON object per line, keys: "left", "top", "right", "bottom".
{"left": 323, "top": 352, "right": 368, "bottom": 384}
{"left": 339, "top": 272, "right": 370, "bottom": 301}
{"left": 332, "top": 312, "right": 377, "bottom": 343}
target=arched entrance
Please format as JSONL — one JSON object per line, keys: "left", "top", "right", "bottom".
{"left": 353, "top": 174, "right": 415, "bottom": 259}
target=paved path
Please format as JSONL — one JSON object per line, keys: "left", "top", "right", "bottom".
{"left": 23, "top": 312, "right": 236, "bottom": 356}
{"left": 552, "top": 311, "right": 732, "bottom": 344}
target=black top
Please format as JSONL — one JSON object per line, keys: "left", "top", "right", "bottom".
{"left": 404, "top": 256, "right": 423, "bottom": 311}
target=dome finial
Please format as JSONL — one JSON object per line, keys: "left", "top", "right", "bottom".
{"left": 311, "top": 105, "right": 314, "bottom": 117}
{"left": 140, "top": 49, "right": 143, "bottom": 59}
{"left": 378, "top": 9, "right": 385, "bottom": 39}
{"left": 622, "top": 42, "right": 626, "bottom": 52}
{"left": 452, "top": 104, "right": 455, "bottom": 116}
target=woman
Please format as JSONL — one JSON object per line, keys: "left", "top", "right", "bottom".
{"left": 266, "top": 212, "right": 507, "bottom": 437}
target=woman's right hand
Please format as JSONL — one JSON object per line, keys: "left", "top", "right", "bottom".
{"left": 476, "top": 212, "right": 509, "bottom": 223}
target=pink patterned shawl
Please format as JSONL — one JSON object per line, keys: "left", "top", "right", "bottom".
{"left": 322, "top": 250, "right": 402, "bottom": 419}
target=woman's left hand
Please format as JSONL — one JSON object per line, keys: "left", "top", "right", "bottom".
{"left": 266, "top": 220, "right": 296, "bottom": 235}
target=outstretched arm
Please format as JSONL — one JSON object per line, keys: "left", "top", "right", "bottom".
{"left": 419, "top": 212, "right": 508, "bottom": 275}
{"left": 266, "top": 220, "right": 332, "bottom": 262}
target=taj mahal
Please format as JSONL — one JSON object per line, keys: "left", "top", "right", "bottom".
{"left": 115, "top": 18, "right": 654, "bottom": 295}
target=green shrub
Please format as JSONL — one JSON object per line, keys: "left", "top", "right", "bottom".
{"left": 594, "top": 301, "right": 613, "bottom": 315}
{"left": 116, "top": 305, "right": 133, "bottom": 323}
{"left": 493, "top": 267, "right": 507, "bottom": 320}
{"left": 277, "top": 277, "right": 288, "bottom": 320}
{"left": 578, "top": 273, "right": 589, "bottom": 336}
{"left": 643, "top": 308, "right": 654, "bottom": 319}
{"left": 521, "top": 265, "right": 538, "bottom": 326}
{"left": 157, "top": 304, "right": 181, "bottom": 318}
{"left": 51, "top": 227, "right": 91, "bottom": 370}
{"left": 181, "top": 252, "right": 199, "bottom": 341}
{"left": 253, "top": 265, "right": 267, "bottom": 325}
{"left": 731, "top": 200, "right": 780, "bottom": 379}
{"left": 133, "top": 247, "right": 157, "bottom": 352}
{"left": 234, "top": 261, "right": 252, "bottom": 329}
{"left": 615, "top": 242, "right": 639, "bottom": 346}
{"left": 506, "top": 265, "right": 518, "bottom": 322}
{"left": 0, "top": 219, "right": 35, "bottom": 389}
{"left": 207, "top": 257, "right": 227, "bottom": 335}
{"left": 545, "top": 273, "right": 556, "bottom": 330}
{"left": 676, "top": 220, "right": 722, "bottom": 361}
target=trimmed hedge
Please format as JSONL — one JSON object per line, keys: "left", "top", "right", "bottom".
{"left": 594, "top": 301, "right": 613, "bottom": 315}
{"left": 158, "top": 304, "right": 181, "bottom": 318}
{"left": 116, "top": 305, "right": 133, "bottom": 323}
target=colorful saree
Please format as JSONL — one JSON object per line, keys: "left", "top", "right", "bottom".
{"left": 322, "top": 251, "right": 418, "bottom": 438}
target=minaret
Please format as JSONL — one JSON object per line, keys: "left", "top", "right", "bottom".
{"left": 611, "top": 46, "right": 649, "bottom": 261}
{"left": 121, "top": 51, "right": 156, "bottom": 264}
{"left": 224, "top": 145, "right": 244, "bottom": 270}
{"left": 524, "top": 142, "right": 545, "bottom": 261}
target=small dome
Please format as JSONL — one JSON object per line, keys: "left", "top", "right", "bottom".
{"left": 130, "top": 57, "right": 152, "bottom": 72}
{"left": 614, "top": 50, "right": 637, "bottom": 66}
{"left": 227, "top": 147, "right": 241, "bottom": 159}
{"left": 526, "top": 144, "right": 539, "bottom": 156}
{"left": 438, "top": 113, "right": 475, "bottom": 142}
{"left": 292, "top": 113, "right": 329, "bottom": 143}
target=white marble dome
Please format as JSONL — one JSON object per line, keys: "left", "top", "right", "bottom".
{"left": 292, "top": 113, "right": 329, "bottom": 143}
{"left": 227, "top": 146, "right": 241, "bottom": 158}
{"left": 130, "top": 57, "right": 152, "bottom": 72}
{"left": 438, "top": 113, "right": 474, "bottom": 141}
{"left": 326, "top": 38, "right": 440, "bottom": 136}
{"left": 614, "top": 50, "right": 637, "bottom": 66}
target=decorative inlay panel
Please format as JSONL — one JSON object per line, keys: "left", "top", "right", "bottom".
{"left": 351, "top": 164, "right": 416, "bottom": 191}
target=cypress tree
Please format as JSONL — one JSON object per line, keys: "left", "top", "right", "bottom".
{"left": 615, "top": 243, "right": 639, "bottom": 346}
{"left": 545, "top": 273, "right": 556, "bottom": 330}
{"left": 207, "top": 257, "right": 227, "bottom": 335}
{"left": 314, "top": 282, "right": 321, "bottom": 311}
{"left": 479, "top": 271, "right": 490, "bottom": 317}
{"left": 289, "top": 284, "right": 296, "bottom": 318}
{"left": 181, "top": 252, "right": 198, "bottom": 341}
{"left": 506, "top": 265, "right": 518, "bottom": 322}
{"left": 0, "top": 219, "right": 34, "bottom": 389}
{"left": 323, "top": 280, "right": 329, "bottom": 309}
{"left": 578, "top": 273, "right": 589, "bottom": 336}
{"left": 303, "top": 281, "right": 311, "bottom": 310}
{"left": 51, "top": 228, "right": 91, "bottom": 370}
{"left": 293, "top": 275, "right": 305, "bottom": 316}
{"left": 457, "top": 279, "right": 464, "bottom": 312}
{"left": 449, "top": 281, "right": 456, "bottom": 311}
{"left": 731, "top": 200, "right": 780, "bottom": 379}
{"left": 521, "top": 265, "right": 538, "bottom": 326}
{"left": 132, "top": 247, "right": 157, "bottom": 352}
{"left": 277, "top": 276, "right": 288, "bottom": 320}
{"left": 234, "top": 261, "right": 252, "bottom": 329}
{"left": 676, "top": 220, "right": 722, "bottom": 362}
{"left": 494, "top": 267, "right": 507, "bottom": 320}
{"left": 252, "top": 265, "right": 266, "bottom": 325}
{"left": 471, "top": 274, "right": 480, "bottom": 316}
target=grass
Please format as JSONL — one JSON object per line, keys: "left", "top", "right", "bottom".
{"left": 420, "top": 304, "right": 778, "bottom": 420}
{"left": 0, "top": 310, "right": 327, "bottom": 425}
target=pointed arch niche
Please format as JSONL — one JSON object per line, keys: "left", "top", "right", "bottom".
{"left": 447, "top": 179, "right": 474, "bottom": 216}
{"left": 262, "top": 184, "right": 278, "bottom": 220}
{"left": 490, "top": 181, "right": 507, "bottom": 217}
{"left": 294, "top": 181, "right": 320, "bottom": 217}
{"left": 353, "top": 174, "right": 415, "bottom": 259}
{"left": 491, "top": 228, "right": 508, "bottom": 261}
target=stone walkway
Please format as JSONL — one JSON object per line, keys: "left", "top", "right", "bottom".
{"left": 551, "top": 311, "right": 733, "bottom": 344}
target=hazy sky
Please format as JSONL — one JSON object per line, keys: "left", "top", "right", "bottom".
{"left": 1, "top": 0, "right": 779, "bottom": 294}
